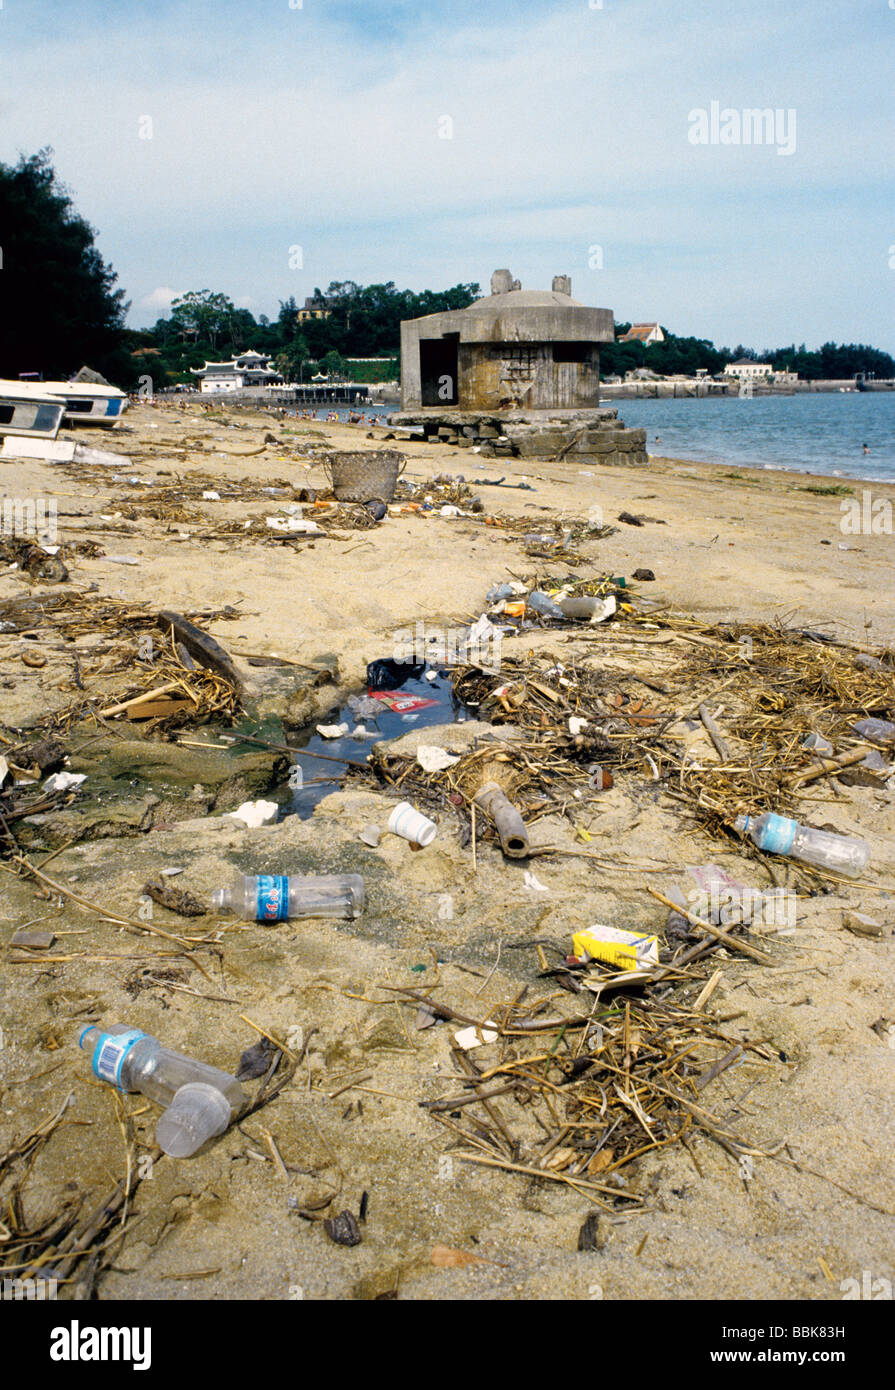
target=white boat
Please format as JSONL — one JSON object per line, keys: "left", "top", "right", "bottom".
{"left": 0, "top": 380, "right": 65, "bottom": 439}
{"left": 42, "top": 381, "right": 128, "bottom": 427}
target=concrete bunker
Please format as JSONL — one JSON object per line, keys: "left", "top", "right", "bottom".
{"left": 401, "top": 270, "right": 615, "bottom": 412}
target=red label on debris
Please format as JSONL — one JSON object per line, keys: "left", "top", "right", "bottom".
{"left": 367, "top": 691, "right": 439, "bottom": 712}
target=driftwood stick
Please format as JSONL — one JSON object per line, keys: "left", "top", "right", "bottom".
{"left": 646, "top": 887, "right": 774, "bottom": 965}
{"left": 789, "top": 745, "right": 871, "bottom": 787}
{"left": 100, "top": 682, "right": 186, "bottom": 718}
{"left": 698, "top": 702, "right": 731, "bottom": 762}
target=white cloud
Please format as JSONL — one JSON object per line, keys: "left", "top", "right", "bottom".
{"left": 139, "top": 286, "right": 179, "bottom": 314}
{"left": 3, "top": 1, "right": 892, "bottom": 348}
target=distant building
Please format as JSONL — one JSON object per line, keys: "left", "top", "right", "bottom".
{"left": 399, "top": 269, "right": 614, "bottom": 410}
{"left": 618, "top": 323, "right": 665, "bottom": 345}
{"left": 297, "top": 296, "right": 332, "bottom": 322}
{"left": 724, "top": 359, "right": 773, "bottom": 380}
{"left": 190, "top": 350, "right": 283, "bottom": 394}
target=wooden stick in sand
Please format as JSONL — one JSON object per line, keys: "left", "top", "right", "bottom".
{"left": 789, "top": 744, "right": 871, "bottom": 788}
{"left": 698, "top": 702, "right": 731, "bottom": 762}
{"left": 646, "top": 886, "right": 774, "bottom": 965}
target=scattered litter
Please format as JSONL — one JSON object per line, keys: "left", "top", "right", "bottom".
{"left": 558, "top": 594, "right": 616, "bottom": 623}
{"left": 453, "top": 1023, "right": 499, "bottom": 1051}
{"left": 347, "top": 694, "right": 383, "bottom": 720}
{"left": 527, "top": 590, "right": 565, "bottom": 620}
{"left": 388, "top": 801, "right": 437, "bottom": 847}
{"left": 228, "top": 800, "right": 279, "bottom": 828}
{"left": 0, "top": 438, "right": 131, "bottom": 467}
{"left": 802, "top": 732, "right": 834, "bottom": 757}
{"left": 359, "top": 825, "right": 381, "bottom": 848}
{"left": 523, "top": 870, "right": 550, "bottom": 893}
{"left": 852, "top": 718, "right": 895, "bottom": 746}
{"left": 474, "top": 781, "right": 529, "bottom": 858}
{"left": 43, "top": 771, "right": 86, "bottom": 793}
{"left": 266, "top": 516, "right": 321, "bottom": 534}
{"left": 570, "top": 925, "right": 660, "bottom": 971}
{"left": 79, "top": 1025, "right": 244, "bottom": 1159}
{"left": 212, "top": 873, "right": 365, "bottom": 921}
{"left": 317, "top": 722, "right": 350, "bottom": 739}
{"left": 416, "top": 746, "right": 460, "bottom": 774}
{"left": 486, "top": 581, "right": 527, "bottom": 603}
{"left": 735, "top": 812, "right": 870, "bottom": 877}
{"left": 369, "top": 692, "right": 438, "bottom": 714}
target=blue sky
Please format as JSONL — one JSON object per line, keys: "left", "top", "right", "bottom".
{"left": 1, "top": 0, "right": 893, "bottom": 349}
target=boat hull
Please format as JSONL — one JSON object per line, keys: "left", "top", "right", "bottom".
{"left": 41, "top": 383, "right": 129, "bottom": 427}
{"left": 0, "top": 390, "right": 65, "bottom": 439}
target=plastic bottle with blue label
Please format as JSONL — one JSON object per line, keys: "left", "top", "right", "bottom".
{"left": 210, "top": 873, "right": 365, "bottom": 922}
{"left": 734, "top": 813, "right": 870, "bottom": 878}
{"left": 79, "top": 1025, "right": 246, "bottom": 1158}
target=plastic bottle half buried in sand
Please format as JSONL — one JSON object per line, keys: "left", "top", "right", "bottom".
{"left": 211, "top": 874, "right": 365, "bottom": 922}
{"left": 734, "top": 813, "right": 870, "bottom": 878}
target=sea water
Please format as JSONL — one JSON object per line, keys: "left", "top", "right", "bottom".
{"left": 617, "top": 392, "right": 895, "bottom": 482}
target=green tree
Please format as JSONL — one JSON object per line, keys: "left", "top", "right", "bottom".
{"left": 274, "top": 332, "right": 311, "bottom": 381}
{"left": 320, "top": 349, "right": 346, "bottom": 378}
{"left": 0, "top": 148, "right": 130, "bottom": 382}
{"left": 169, "top": 290, "right": 236, "bottom": 350}
{"left": 277, "top": 297, "right": 299, "bottom": 343}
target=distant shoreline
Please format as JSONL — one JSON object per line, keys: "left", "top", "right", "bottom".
{"left": 600, "top": 379, "right": 889, "bottom": 400}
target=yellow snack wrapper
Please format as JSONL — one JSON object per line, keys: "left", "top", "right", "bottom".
{"left": 572, "top": 925, "right": 659, "bottom": 972}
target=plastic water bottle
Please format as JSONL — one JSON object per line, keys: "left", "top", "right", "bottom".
{"left": 734, "top": 813, "right": 870, "bottom": 878}
{"left": 79, "top": 1025, "right": 246, "bottom": 1158}
{"left": 211, "top": 873, "right": 365, "bottom": 922}
{"left": 527, "top": 590, "right": 565, "bottom": 619}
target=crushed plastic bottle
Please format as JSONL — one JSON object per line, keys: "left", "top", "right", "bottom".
{"left": 734, "top": 813, "right": 870, "bottom": 878}
{"left": 79, "top": 1025, "right": 245, "bottom": 1158}
{"left": 211, "top": 873, "right": 365, "bottom": 922}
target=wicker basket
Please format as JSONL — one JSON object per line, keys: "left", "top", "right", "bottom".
{"left": 323, "top": 450, "right": 406, "bottom": 504}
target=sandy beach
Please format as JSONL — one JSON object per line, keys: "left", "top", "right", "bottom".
{"left": 1, "top": 400, "right": 893, "bottom": 1302}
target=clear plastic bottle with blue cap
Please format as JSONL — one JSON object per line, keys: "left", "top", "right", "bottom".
{"left": 79, "top": 1024, "right": 246, "bottom": 1158}
{"left": 734, "top": 813, "right": 870, "bottom": 878}
{"left": 211, "top": 873, "right": 364, "bottom": 922}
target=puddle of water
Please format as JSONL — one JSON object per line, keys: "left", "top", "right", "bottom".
{"left": 275, "top": 662, "right": 475, "bottom": 818}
